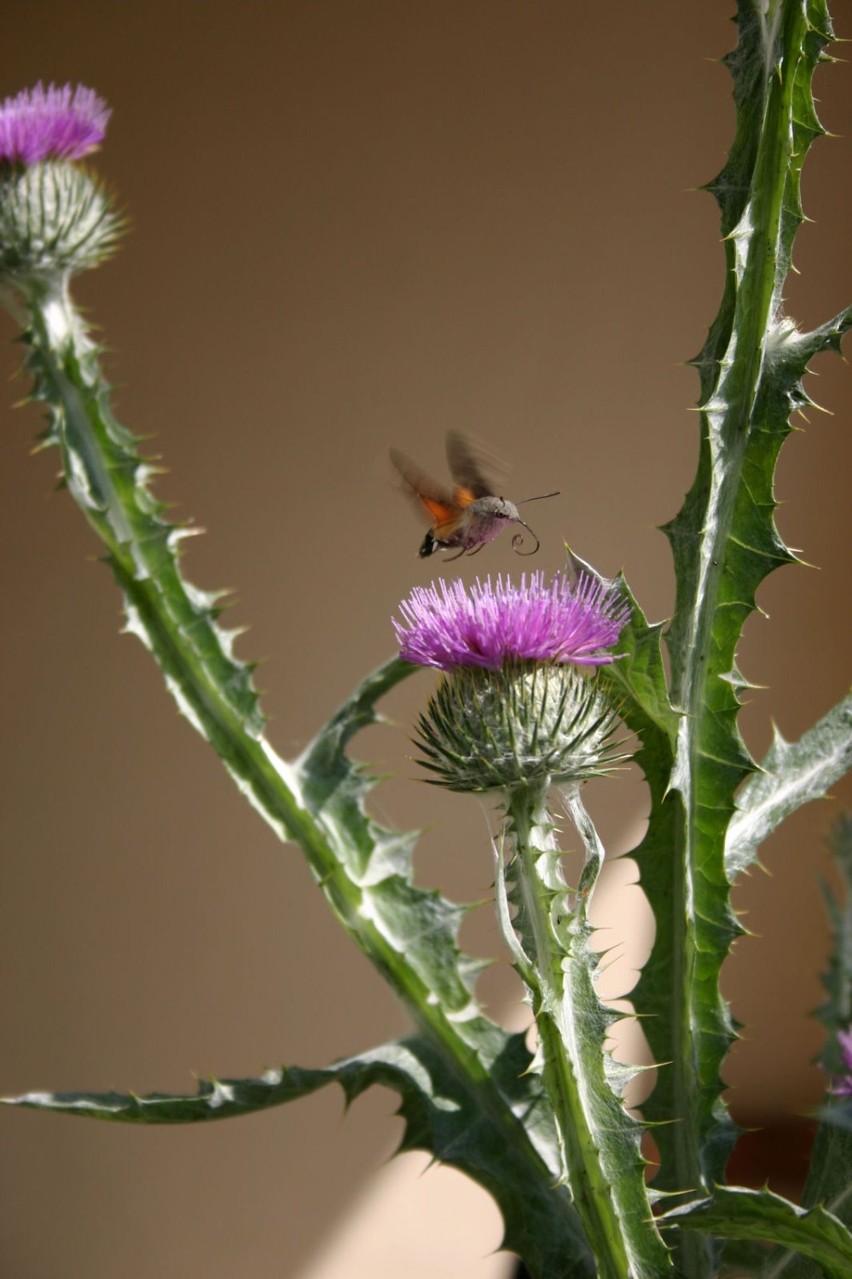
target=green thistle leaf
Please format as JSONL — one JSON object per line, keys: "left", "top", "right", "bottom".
{"left": 3, "top": 1038, "right": 593, "bottom": 1279}
{"left": 726, "top": 699, "right": 852, "bottom": 881}
{"left": 660, "top": 1186, "right": 852, "bottom": 1279}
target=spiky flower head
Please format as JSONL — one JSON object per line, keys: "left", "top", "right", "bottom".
{"left": 394, "top": 570, "right": 629, "bottom": 792}
{"left": 0, "top": 84, "right": 121, "bottom": 296}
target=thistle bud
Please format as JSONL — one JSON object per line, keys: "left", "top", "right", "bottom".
{"left": 416, "top": 661, "right": 623, "bottom": 792}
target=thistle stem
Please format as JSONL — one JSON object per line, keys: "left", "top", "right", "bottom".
{"left": 495, "top": 781, "right": 672, "bottom": 1279}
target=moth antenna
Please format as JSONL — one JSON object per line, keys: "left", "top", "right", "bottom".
{"left": 516, "top": 490, "right": 560, "bottom": 507}
{"left": 511, "top": 519, "right": 541, "bottom": 556}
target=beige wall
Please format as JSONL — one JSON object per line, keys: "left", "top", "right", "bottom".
{"left": 1, "top": 4, "right": 850, "bottom": 1276}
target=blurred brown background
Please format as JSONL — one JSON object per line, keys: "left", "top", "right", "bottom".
{"left": 1, "top": 3, "right": 850, "bottom": 1276}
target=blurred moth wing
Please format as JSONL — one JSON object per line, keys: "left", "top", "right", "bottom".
{"left": 388, "top": 446, "right": 470, "bottom": 553}
{"left": 444, "top": 429, "right": 508, "bottom": 499}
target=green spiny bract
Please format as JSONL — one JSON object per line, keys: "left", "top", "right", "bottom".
{"left": 0, "top": 162, "right": 122, "bottom": 294}
{"left": 415, "top": 663, "right": 624, "bottom": 792}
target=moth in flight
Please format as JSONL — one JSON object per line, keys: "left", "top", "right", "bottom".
{"left": 390, "top": 430, "right": 559, "bottom": 560}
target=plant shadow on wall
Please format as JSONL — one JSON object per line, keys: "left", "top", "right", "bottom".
{"left": 2, "top": 5, "right": 852, "bottom": 1278}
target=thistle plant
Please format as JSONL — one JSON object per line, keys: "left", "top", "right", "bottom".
{"left": 2, "top": 2, "right": 852, "bottom": 1275}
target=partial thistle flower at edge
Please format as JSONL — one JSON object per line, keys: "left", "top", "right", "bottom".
{"left": 829, "top": 1028, "right": 852, "bottom": 1098}
{"left": 0, "top": 82, "right": 123, "bottom": 300}
{"left": 393, "top": 569, "right": 630, "bottom": 792}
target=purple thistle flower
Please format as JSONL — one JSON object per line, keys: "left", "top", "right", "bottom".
{"left": 830, "top": 1027, "right": 852, "bottom": 1097}
{"left": 0, "top": 83, "right": 110, "bottom": 166}
{"left": 393, "top": 571, "right": 629, "bottom": 672}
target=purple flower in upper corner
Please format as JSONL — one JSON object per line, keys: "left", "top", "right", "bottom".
{"left": 0, "top": 83, "right": 121, "bottom": 288}
{"left": 829, "top": 1027, "right": 852, "bottom": 1097}
{"left": 393, "top": 570, "right": 629, "bottom": 672}
{"left": 0, "top": 83, "right": 110, "bottom": 166}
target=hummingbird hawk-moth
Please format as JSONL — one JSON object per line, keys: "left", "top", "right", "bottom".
{"left": 390, "top": 430, "right": 559, "bottom": 560}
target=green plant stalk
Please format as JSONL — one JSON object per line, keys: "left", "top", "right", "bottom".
{"left": 635, "top": 12, "right": 851, "bottom": 1267}
{"left": 665, "top": 0, "right": 807, "bottom": 1177}
{"left": 17, "top": 280, "right": 592, "bottom": 1276}
{"left": 495, "top": 780, "right": 672, "bottom": 1279}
